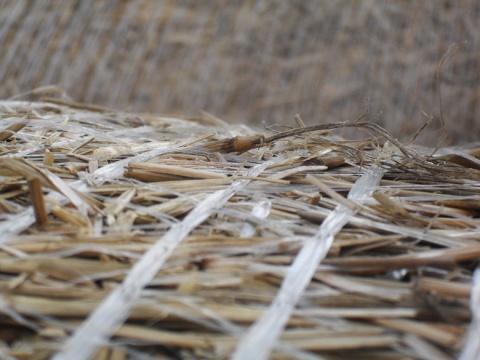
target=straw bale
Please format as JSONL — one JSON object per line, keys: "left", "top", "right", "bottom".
{"left": 0, "top": 1, "right": 479, "bottom": 145}
{"left": 0, "top": 100, "right": 479, "bottom": 359}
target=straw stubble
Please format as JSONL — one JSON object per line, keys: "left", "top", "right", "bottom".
{"left": 0, "top": 100, "right": 478, "bottom": 359}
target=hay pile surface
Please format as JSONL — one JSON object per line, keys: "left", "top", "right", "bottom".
{"left": 0, "top": 100, "right": 479, "bottom": 359}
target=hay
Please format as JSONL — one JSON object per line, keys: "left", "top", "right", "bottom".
{"left": 1, "top": 1, "right": 479, "bottom": 145}
{"left": 0, "top": 100, "right": 479, "bottom": 359}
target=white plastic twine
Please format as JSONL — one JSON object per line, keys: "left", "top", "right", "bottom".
{"left": 459, "top": 267, "right": 480, "bottom": 360}
{"left": 239, "top": 200, "right": 272, "bottom": 237}
{"left": 231, "top": 166, "right": 385, "bottom": 360}
{"left": 53, "top": 159, "right": 275, "bottom": 360}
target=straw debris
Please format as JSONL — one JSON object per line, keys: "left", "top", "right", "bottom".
{"left": 0, "top": 100, "right": 479, "bottom": 359}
